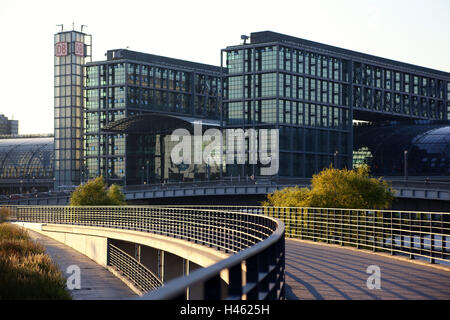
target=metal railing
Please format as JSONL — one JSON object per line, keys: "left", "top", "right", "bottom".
{"left": 108, "top": 244, "right": 163, "bottom": 293}
{"left": 162, "top": 205, "right": 450, "bottom": 265}
{"left": 9, "top": 205, "right": 285, "bottom": 300}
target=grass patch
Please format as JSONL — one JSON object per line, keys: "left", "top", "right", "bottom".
{"left": 0, "top": 206, "right": 11, "bottom": 223}
{"left": 0, "top": 223, "right": 72, "bottom": 300}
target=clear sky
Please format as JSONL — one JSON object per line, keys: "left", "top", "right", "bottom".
{"left": 0, "top": 0, "right": 449, "bottom": 134}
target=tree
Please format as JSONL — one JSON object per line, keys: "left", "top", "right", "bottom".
{"left": 69, "top": 176, "right": 126, "bottom": 206}
{"left": 264, "top": 165, "right": 395, "bottom": 209}
{"left": 107, "top": 184, "right": 126, "bottom": 205}
{"left": 262, "top": 187, "right": 309, "bottom": 207}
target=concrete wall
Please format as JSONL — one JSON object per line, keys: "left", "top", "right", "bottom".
{"left": 14, "top": 222, "right": 230, "bottom": 296}
{"left": 14, "top": 222, "right": 108, "bottom": 266}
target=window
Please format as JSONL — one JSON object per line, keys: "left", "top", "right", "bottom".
{"left": 260, "top": 99, "right": 277, "bottom": 123}
{"left": 260, "top": 73, "right": 277, "bottom": 97}
{"left": 227, "top": 76, "right": 243, "bottom": 99}
{"left": 227, "top": 50, "right": 243, "bottom": 74}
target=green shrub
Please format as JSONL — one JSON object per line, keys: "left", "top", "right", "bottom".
{"left": 264, "top": 165, "right": 395, "bottom": 210}
{"left": 69, "top": 176, "right": 126, "bottom": 206}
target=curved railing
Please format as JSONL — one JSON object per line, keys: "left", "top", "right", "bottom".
{"left": 8, "top": 205, "right": 285, "bottom": 300}
{"left": 162, "top": 205, "right": 450, "bottom": 265}
{"left": 108, "top": 244, "right": 163, "bottom": 293}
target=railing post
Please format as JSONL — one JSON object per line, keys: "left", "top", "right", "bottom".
{"left": 381, "top": 211, "right": 385, "bottom": 251}
{"left": 228, "top": 263, "right": 243, "bottom": 299}
{"left": 312, "top": 209, "right": 316, "bottom": 242}
{"left": 390, "top": 212, "right": 394, "bottom": 256}
{"left": 409, "top": 212, "right": 414, "bottom": 260}
{"left": 430, "top": 214, "right": 435, "bottom": 264}
{"left": 246, "top": 255, "right": 259, "bottom": 300}
{"left": 441, "top": 214, "right": 445, "bottom": 261}
{"left": 356, "top": 211, "right": 360, "bottom": 249}
{"left": 340, "top": 209, "right": 344, "bottom": 246}
{"left": 299, "top": 208, "right": 303, "bottom": 240}
{"left": 400, "top": 212, "right": 404, "bottom": 254}
{"left": 372, "top": 211, "right": 376, "bottom": 252}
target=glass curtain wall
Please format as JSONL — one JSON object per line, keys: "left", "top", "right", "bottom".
{"left": 54, "top": 30, "right": 91, "bottom": 188}
{"left": 222, "top": 44, "right": 351, "bottom": 178}
{"left": 84, "top": 58, "right": 222, "bottom": 186}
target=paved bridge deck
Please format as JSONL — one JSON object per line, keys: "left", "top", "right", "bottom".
{"left": 285, "top": 239, "right": 450, "bottom": 300}
{"left": 28, "top": 230, "right": 136, "bottom": 300}
{"left": 28, "top": 227, "right": 450, "bottom": 300}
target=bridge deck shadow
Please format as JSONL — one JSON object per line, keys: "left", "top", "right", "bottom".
{"left": 285, "top": 239, "right": 450, "bottom": 300}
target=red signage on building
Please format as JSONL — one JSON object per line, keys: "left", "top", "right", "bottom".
{"left": 55, "top": 42, "right": 68, "bottom": 57}
{"left": 74, "top": 41, "right": 84, "bottom": 57}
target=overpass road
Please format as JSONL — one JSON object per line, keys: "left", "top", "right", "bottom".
{"left": 285, "top": 239, "right": 450, "bottom": 300}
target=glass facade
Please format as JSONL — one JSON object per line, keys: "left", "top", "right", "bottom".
{"left": 84, "top": 50, "right": 222, "bottom": 186}
{"left": 54, "top": 30, "right": 91, "bottom": 188}
{"left": 222, "top": 40, "right": 351, "bottom": 177}
{"left": 352, "top": 62, "right": 447, "bottom": 120}
{"left": 354, "top": 121, "right": 450, "bottom": 176}
{"left": 222, "top": 31, "right": 450, "bottom": 178}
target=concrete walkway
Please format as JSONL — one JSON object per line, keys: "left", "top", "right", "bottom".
{"left": 27, "top": 230, "right": 136, "bottom": 300}
{"left": 285, "top": 239, "right": 450, "bottom": 300}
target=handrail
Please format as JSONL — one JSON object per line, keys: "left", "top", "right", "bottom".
{"left": 160, "top": 205, "right": 450, "bottom": 265}
{"left": 108, "top": 244, "right": 163, "bottom": 293}
{"left": 9, "top": 205, "right": 285, "bottom": 300}
{"left": 142, "top": 220, "right": 285, "bottom": 300}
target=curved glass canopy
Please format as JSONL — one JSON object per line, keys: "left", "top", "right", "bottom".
{"left": 0, "top": 137, "right": 54, "bottom": 179}
{"left": 354, "top": 122, "right": 450, "bottom": 176}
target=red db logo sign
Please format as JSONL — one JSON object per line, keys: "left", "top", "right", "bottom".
{"left": 55, "top": 42, "right": 68, "bottom": 57}
{"left": 75, "top": 41, "right": 84, "bottom": 57}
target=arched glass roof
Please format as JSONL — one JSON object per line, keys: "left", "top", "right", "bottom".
{"left": 0, "top": 137, "right": 54, "bottom": 179}
{"left": 354, "top": 122, "right": 450, "bottom": 176}
{"left": 412, "top": 127, "right": 450, "bottom": 157}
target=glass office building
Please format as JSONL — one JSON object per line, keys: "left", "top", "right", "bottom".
{"left": 84, "top": 49, "right": 222, "bottom": 186}
{"left": 0, "top": 114, "right": 18, "bottom": 135}
{"left": 221, "top": 31, "right": 450, "bottom": 178}
{"left": 54, "top": 29, "right": 92, "bottom": 188}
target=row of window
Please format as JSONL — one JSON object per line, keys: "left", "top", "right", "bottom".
{"left": 226, "top": 46, "right": 347, "bottom": 82}
{"left": 55, "top": 55, "right": 87, "bottom": 66}
{"left": 55, "top": 75, "right": 82, "bottom": 87}
{"left": 353, "top": 87, "right": 447, "bottom": 119}
{"left": 55, "top": 85, "right": 82, "bottom": 97}
{"left": 226, "top": 99, "right": 349, "bottom": 129}
{"left": 84, "top": 134, "right": 126, "bottom": 156}
{"left": 54, "top": 106, "right": 82, "bottom": 118}
{"left": 85, "top": 110, "right": 126, "bottom": 134}
{"left": 55, "top": 64, "right": 82, "bottom": 76}
{"left": 55, "top": 96, "right": 82, "bottom": 108}
{"left": 54, "top": 128, "right": 81, "bottom": 140}
{"left": 353, "top": 62, "right": 447, "bottom": 99}
{"left": 54, "top": 117, "right": 82, "bottom": 129}
{"left": 226, "top": 152, "right": 349, "bottom": 177}
{"left": 54, "top": 138, "right": 81, "bottom": 150}
{"left": 226, "top": 73, "right": 346, "bottom": 105}
{"left": 86, "top": 63, "right": 221, "bottom": 97}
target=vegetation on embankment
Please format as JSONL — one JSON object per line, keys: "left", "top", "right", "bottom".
{"left": 0, "top": 219, "right": 71, "bottom": 300}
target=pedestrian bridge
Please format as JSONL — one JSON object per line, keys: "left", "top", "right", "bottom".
{"left": 3, "top": 177, "right": 450, "bottom": 206}
{"left": 7, "top": 205, "right": 450, "bottom": 300}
